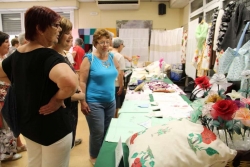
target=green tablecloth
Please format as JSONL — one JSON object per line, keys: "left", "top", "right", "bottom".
{"left": 95, "top": 78, "right": 191, "bottom": 167}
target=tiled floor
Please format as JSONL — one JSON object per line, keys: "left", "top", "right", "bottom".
{"left": 2, "top": 104, "right": 93, "bottom": 167}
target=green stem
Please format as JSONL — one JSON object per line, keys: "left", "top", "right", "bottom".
{"left": 224, "top": 129, "right": 228, "bottom": 146}
{"left": 217, "top": 84, "right": 220, "bottom": 95}
{"left": 246, "top": 79, "right": 249, "bottom": 98}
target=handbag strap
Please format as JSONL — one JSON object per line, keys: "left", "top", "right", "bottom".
{"left": 236, "top": 21, "right": 250, "bottom": 53}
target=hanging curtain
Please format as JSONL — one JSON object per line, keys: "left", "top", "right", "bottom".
{"left": 119, "top": 28, "right": 149, "bottom": 67}
{"left": 149, "top": 28, "right": 183, "bottom": 64}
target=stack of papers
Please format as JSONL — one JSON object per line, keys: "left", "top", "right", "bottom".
{"left": 119, "top": 100, "right": 152, "bottom": 114}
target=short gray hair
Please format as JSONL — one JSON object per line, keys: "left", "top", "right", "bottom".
{"left": 75, "top": 38, "right": 83, "bottom": 46}
{"left": 107, "top": 30, "right": 114, "bottom": 38}
{"left": 112, "top": 37, "right": 123, "bottom": 48}
{"left": 18, "top": 33, "right": 26, "bottom": 45}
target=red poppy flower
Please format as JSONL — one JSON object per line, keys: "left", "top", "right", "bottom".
{"left": 201, "top": 126, "right": 217, "bottom": 144}
{"left": 194, "top": 76, "right": 211, "bottom": 89}
{"left": 130, "top": 133, "right": 138, "bottom": 145}
{"left": 131, "top": 158, "right": 142, "bottom": 167}
{"left": 211, "top": 100, "right": 238, "bottom": 120}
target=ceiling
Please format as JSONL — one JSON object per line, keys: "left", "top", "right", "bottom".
{"left": 0, "top": 0, "right": 188, "bottom": 8}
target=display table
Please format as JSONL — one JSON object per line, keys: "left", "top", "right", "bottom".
{"left": 95, "top": 78, "right": 191, "bottom": 167}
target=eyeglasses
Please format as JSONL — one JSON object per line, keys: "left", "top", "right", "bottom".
{"left": 97, "top": 41, "right": 110, "bottom": 46}
{"left": 51, "top": 23, "right": 61, "bottom": 29}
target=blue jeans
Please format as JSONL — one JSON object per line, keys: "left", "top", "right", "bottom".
{"left": 85, "top": 100, "right": 116, "bottom": 158}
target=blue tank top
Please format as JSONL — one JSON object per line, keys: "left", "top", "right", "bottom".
{"left": 86, "top": 52, "right": 118, "bottom": 103}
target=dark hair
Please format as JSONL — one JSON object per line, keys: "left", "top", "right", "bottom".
{"left": 58, "top": 17, "right": 72, "bottom": 43}
{"left": 0, "top": 31, "right": 9, "bottom": 46}
{"left": 25, "top": 6, "right": 61, "bottom": 41}
{"left": 11, "top": 38, "right": 19, "bottom": 46}
{"left": 93, "top": 29, "right": 110, "bottom": 46}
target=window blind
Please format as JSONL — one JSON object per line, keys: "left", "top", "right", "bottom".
{"left": 1, "top": 13, "right": 21, "bottom": 35}
{"left": 57, "top": 12, "right": 70, "bottom": 20}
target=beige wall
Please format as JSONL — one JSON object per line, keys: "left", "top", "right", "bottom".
{"left": 0, "top": 1, "right": 186, "bottom": 31}
{"left": 181, "top": 4, "right": 189, "bottom": 30}
{"left": 77, "top": 2, "right": 182, "bottom": 30}
{"left": 0, "top": 0, "right": 79, "bottom": 10}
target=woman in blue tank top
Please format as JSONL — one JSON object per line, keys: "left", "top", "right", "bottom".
{"left": 79, "top": 29, "right": 119, "bottom": 165}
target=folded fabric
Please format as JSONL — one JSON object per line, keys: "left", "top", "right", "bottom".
{"left": 126, "top": 119, "right": 236, "bottom": 167}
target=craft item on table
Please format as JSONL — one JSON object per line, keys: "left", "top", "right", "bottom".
{"left": 137, "top": 119, "right": 151, "bottom": 129}
{"left": 105, "top": 118, "right": 146, "bottom": 143}
{"left": 134, "top": 82, "right": 145, "bottom": 92}
{"left": 153, "top": 89, "right": 175, "bottom": 93}
{"left": 190, "top": 73, "right": 250, "bottom": 151}
{"left": 170, "top": 69, "right": 183, "bottom": 81}
{"left": 132, "top": 55, "right": 140, "bottom": 68}
{"left": 151, "top": 106, "right": 160, "bottom": 111}
{"left": 137, "top": 80, "right": 143, "bottom": 85}
{"left": 147, "top": 81, "right": 170, "bottom": 90}
{"left": 125, "top": 92, "right": 149, "bottom": 100}
{"left": 118, "top": 100, "right": 152, "bottom": 114}
{"left": 128, "top": 84, "right": 137, "bottom": 90}
{"left": 138, "top": 104, "right": 149, "bottom": 108}
{"left": 140, "top": 75, "right": 146, "bottom": 80}
{"left": 168, "top": 84, "right": 186, "bottom": 95}
{"left": 146, "top": 111, "right": 163, "bottom": 118}
{"left": 126, "top": 119, "right": 236, "bottom": 167}
{"left": 152, "top": 92, "right": 186, "bottom": 103}
{"left": 145, "top": 75, "right": 152, "bottom": 81}
{"left": 150, "top": 102, "right": 158, "bottom": 106}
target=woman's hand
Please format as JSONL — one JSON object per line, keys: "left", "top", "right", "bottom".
{"left": 117, "top": 87, "right": 123, "bottom": 96}
{"left": 39, "top": 97, "right": 66, "bottom": 115}
{"left": 81, "top": 101, "right": 90, "bottom": 115}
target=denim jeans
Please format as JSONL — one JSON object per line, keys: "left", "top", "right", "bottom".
{"left": 85, "top": 100, "right": 116, "bottom": 158}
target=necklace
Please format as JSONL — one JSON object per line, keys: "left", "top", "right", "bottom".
{"left": 101, "top": 60, "right": 110, "bottom": 68}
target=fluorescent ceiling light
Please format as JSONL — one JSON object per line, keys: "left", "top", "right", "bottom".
{"left": 8, "top": 18, "right": 21, "bottom": 20}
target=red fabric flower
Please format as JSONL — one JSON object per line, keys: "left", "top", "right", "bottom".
{"left": 130, "top": 133, "right": 138, "bottom": 145}
{"left": 131, "top": 158, "right": 142, "bottom": 167}
{"left": 201, "top": 126, "right": 216, "bottom": 144}
{"left": 194, "top": 76, "right": 211, "bottom": 89}
{"left": 211, "top": 100, "right": 238, "bottom": 120}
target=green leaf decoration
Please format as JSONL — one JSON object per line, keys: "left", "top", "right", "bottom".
{"left": 189, "top": 133, "right": 194, "bottom": 137}
{"left": 210, "top": 125, "right": 214, "bottom": 132}
{"left": 147, "top": 146, "right": 154, "bottom": 159}
{"left": 157, "top": 129, "right": 164, "bottom": 135}
{"left": 218, "top": 89, "right": 226, "bottom": 96}
{"left": 140, "top": 156, "right": 147, "bottom": 165}
{"left": 131, "top": 153, "right": 138, "bottom": 158}
{"left": 149, "top": 161, "right": 155, "bottom": 167}
{"left": 239, "top": 89, "right": 247, "bottom": 93}
{"left": 217, "top": 117, "right": 224, "bottom": 124}
{"left": 205, "top": 147, "right": 219, "bottom": 156}
{"left": 233, "top": 123, "right": 242, "bottom": 135}
{"left": 197, "top": 134, "right": 203, "bottom": 144}
{"left": 139, "top": 129, "right": 147, "bottom": 135}
{"left": 187, "top": 137, "right": 197, "bottom": 153}
{"left": 226, "top": 121, "right": 234, "bottom": 130}
{"left": 213, "top": 120, "right": 220, "bottom": 127}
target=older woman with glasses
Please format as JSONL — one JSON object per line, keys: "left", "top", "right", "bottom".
{"left": 0, "top": 6, "right": 78, "bottom": 167}
{"left": 51, "top": 17, "right": 84, "bottom": 148}
{"left": 111, "top": 37, "right": 126, "bottom": 118}
{"left": 79, "top": 28, "right": 119, "bottom": 165}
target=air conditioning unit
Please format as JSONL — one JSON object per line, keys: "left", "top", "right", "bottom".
{"left": 96, "top": 0, "right": 140, "bottom": 10}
